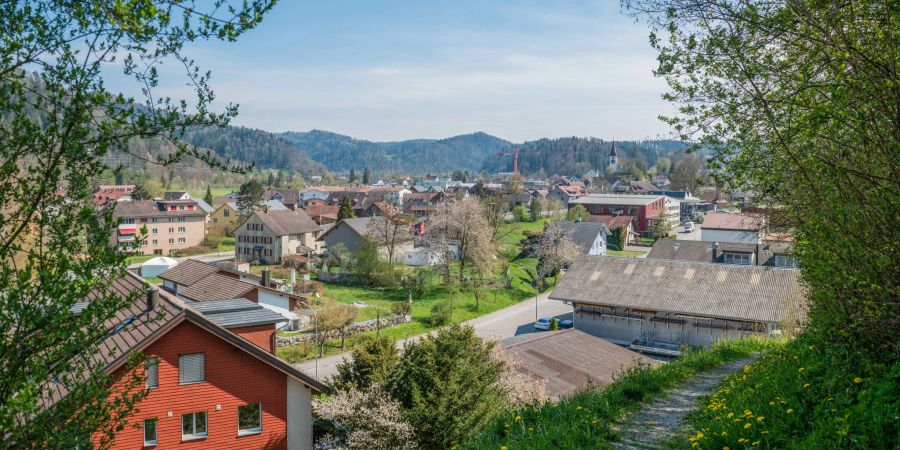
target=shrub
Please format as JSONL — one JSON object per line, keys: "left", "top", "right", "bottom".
{"left": 313, "top": 384, "right": 417, "bottom": 450}
{"left": 333, "top": 335, "right": 399, "bottom": 391}
{"left": 549, "top": 318, "right": 559, "bottom": 330}
{"left": 512, "top": 205, "right": 528, "bottom": 222}
{"left": 391, "top": 302, "right": 411, "bottom": 316}
{"left": 429, "top": 301, "right": 452, "bottom": 326}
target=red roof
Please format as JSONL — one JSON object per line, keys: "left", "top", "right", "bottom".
{"left": 587, "top": 215, "right": 634, "bottom": 231}
{"left": 702, "top": 212, "right": 764, "bottom": 231}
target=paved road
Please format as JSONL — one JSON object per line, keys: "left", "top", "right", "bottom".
{"left": 294, "top": 291, "right": 572, "bottom": 382}
{"left": 674, "top": 223, "right": 702, "bottom": 241}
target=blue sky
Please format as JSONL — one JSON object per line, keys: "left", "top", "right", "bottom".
{"left": 113, "top": 0, "right": 674, "bottom": 142}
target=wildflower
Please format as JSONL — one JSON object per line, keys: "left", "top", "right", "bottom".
{"left": 762, "top": 431, "right": 768, "bottom": 434}
{"left": 803, "top": 383, "right": 810, "bottom": 388}
{"left": 727, "top": 412, "right": 734, "bottom": 418}
{"left": 721, "top": 431, "right": 727, "bottom": 437}
{"left": 769, "top": 401, "right": 775, "bottom": 406}
{"left": 854, "top": 377, "right": 863, "bottom": 384}
{"left": 576, "top": 406, "right": 583, "bottom": 411}
{"left": 515, "top": 416, "right": 521, "bottom": 422}
{"left": 528, "top": 427, "right": 533, "bottom": 432}
{"left": 787, "top": 408, "right": 794, "bottom": 414}
{"left": 744, "top": 423, "right": 752, "bottom": 429}
{"left": 757, "top": 416, "right": 765, "bottom": 422}
{"left": 697, "top": 432, "right": 704, "bottom": 439}
{"left": 799, "top": 367, "right": 805, "bottom": 372}
{"left": 738, "top": 438, "right": 748, "bottom": 443}
{"left": 501, "top": 447, "right": 508, "bottom": 450}
{"left": 723, "top": 447, "right": 730, "bottom": 450}
{"left": 752, "top": 442, "right": 760, "bottom": 446}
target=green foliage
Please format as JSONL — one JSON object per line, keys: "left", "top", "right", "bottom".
{"left": 203, "top": 185, "right": 214, "bottom": 205}
{"left": 362, "top": 167, "right": 371, "bottom": 185}
{"left": 549, "top": 318, "right": 559, "bottom": 331}
{"left": 429, "top": 301, "right": 452, "bottom": 326}
{"left": 608, "top": 226, "right": 625, "bottom": 251}
{"left": 0, "top": 1, "right": 274, "bottom": 446}
{"left": 387, "top": 324, "right": 506, "bottom": 449}
{"left": 566, "top": 204, "right": 589, "bottom": 221}
{"left": 529, "top": 197, "right": 542, "bottom": 221}
{"left": 464, "top": 338, "right": 781, "bottom": 449}
{"left": 180, "top": 125, "right": 325, "bottom": 174}
{"left": 333, "top": 336, "right": 400, "bottom": 391}
{"left": 338, "top": 195, "right": 356, "bottom": 221}
{"left": 131, "top": 182, "right": 151, "bottom": 201}
{"left": 236, "top": 179, "right": 265, "bottom": 216}
{"left": 391, "top": 302, "right": 412, "bottom": 316}
{"left": 511, "top": 205, "right": 528, "bottom": 222}
{"left": 350, "top": 239, "right": 393, "bottom": 286}
{"left": 673, "top": 335, "right": 899, "bottom": 450}
{"left": 348, "top": 168, "right": 357, "bottom": 184}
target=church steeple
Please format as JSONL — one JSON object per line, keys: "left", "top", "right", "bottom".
{"left": 608, "top": 141, "right": 618, "bottom": 172}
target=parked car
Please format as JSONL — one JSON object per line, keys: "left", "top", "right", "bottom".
{"left": 534, "top": 316, "right": 551, "bottom": 330}
{"left": 683, "top": 221, "right": 695, "bottom": 232}
{"left": 559, "top": 319, "right": 574, "bottom": 329}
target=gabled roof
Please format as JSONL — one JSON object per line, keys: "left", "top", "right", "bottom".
{"left": 190, "top": 298, "right": 286, "bottom": 328}
{"left": 264, "top": 188, "right": 300, "bottom": 205}
{"left": 180, "top": 273, "right": 256, "bottom": 302}
{"left": 551, "top": 220, "right": 610, "bottom": 254}
{"left": 251, "top": 209, "right": 320, "bottom": 236}
{"left": 317, "top": 217, "right": 414, "bottom": 243}
{"left": 194, "top": 198, "right": 215, "bottom": 214}
{"left": 586, "top": 215, "right": 635, "bottom": 231}
{"left": 163, "top": 191, "right": 189, "bottom": 201}
{"left": 223, "top": 200, "right": 288, "bottom": 213}
{"left": 550, "top": 255, "right": 804, "bottom": 323}
{"left": 702, "top": 212, "right": 764, "bottom": 231}
{"left": 570, "top": 194, "right": 664, "bottom": 207}
{"left": 158, "top": 259, "right": 221, "bottom": 286}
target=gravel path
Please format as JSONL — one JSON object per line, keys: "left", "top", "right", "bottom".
{"left": 614, "top": 356, "right": 759, "bottom": 450}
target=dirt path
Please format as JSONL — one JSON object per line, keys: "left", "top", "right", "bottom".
{"left": 614, "top": 356, "right": 759, "bottom": 450}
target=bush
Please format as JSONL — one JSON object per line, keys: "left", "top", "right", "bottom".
{"left": 333, "top": 335, "right": 400, "bottom": 391}
{"left": 429, "top": 301, "right": 452, "bottom": 326}
{"left": 512, "top": 205, "right": 528, "bottom": 222}
{"left": 391, "top": 302, "right": 411, "bottom": 316}
{"left": 276, "top": 342, "right": 315, "bottom": 364}
{"left": 549, "top": 318, "right": 559, "bottom": 330}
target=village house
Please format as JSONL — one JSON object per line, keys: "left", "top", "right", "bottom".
{"left": 264, "top": 188, "right": 301, "bottom": 210}
{"left": 111, "top": 193, "right": 208, "bottom": 256}
{"left": 402, "top": 191, "right": 444, "bottom": 217}
{"left": 569, "top": 194, "right": 667, "bottom": 236}
{"left": 317, "top": 217, "right": 416, "bottom": 263}
{"left": 159, "top": 259, "right": 309, "bottom": 330}
{"left": 69, "top": 273, "right": 327, "bottom": 449}
{"left": 93, "top": 184, "right": 135, "bottom": 206}
{"left": 586, "top": 215, "right": 636, "bottom": 245}
{"left": 234, "top": 209, "right": 321, "bottom": 264}
{"left": 208, "top": 200, "right": 287, "bottom": 235}
{"left": 647, "top": 239, "right": 798, "bottom": 268}
{"left": 552, "top": 220, "right": 610, "bottom": 256}
{"left": 549, "top": 184, "right": 585, "bottom": 206}
{"left": 700, "top": 211, "right": 765, "bottom": 244}
{"left": 550, "top": 256, "right": 804, "bottom": 353}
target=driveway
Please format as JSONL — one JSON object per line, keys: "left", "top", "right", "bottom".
{"left": 293, "top": 291, "right": 572, "bottom": 382}
{"left": 674, "top": 223, "right": 702, "bottom": 241}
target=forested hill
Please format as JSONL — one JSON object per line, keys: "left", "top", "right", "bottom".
{"left": 479, "top": 137, "right": 692, "bottom": 177}
{"left": 279, "top": 130, "right": 511, "bottom": 173}
{"left": 179, "top": 126, "right": 326, "bottom": 174}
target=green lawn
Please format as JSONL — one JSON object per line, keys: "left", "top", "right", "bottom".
{"left": 125, "top": 254, "right": 155, "bottom": 265}
{"left": 186, "top": 186, "right": 236, "bottom": 200}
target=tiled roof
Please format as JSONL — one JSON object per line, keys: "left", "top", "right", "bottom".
{"left": 318, "top": 217, "right": 414, "bottom": 242}
{"left": 550, "top": 255, "right": 804, "bottom": 323}
{"left": 189, "top": 298, "right": 287, "bottom": 328}
{"left": 254, "top": 209, "right": 320, "bottom": 236}
{"left": 702, "top": 212, "right": 764, "bottom": 231}
{"left": 264, "top": 188, "right": 300, "bottom": 205}
{"left": 501, "top": 329, "right": 657, "bottom": 401}
{"left": 570, "top": 194, "right": 664, "bottom": 206}
{"left": 551, "top": 220, "right": 610, "bottom": 254}
{"left": 158, "top": 259, "right": 221, "bottom": 286}
{"left": 647, "top": 240, "right": 792, "bottom": 266}
{"left": 586, "top": 215, "right": 635, "bottom": 231}
{"left": 112, "top": 200, "right": 207, "bottom": 218}
{"left": 179, "top": 273, "right": 256, "bottom": 302}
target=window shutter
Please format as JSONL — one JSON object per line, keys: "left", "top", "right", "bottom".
{"left": 179, "top": 353, "right": 204, "bottom": 384}
{"left": 146, "top": 358, "right": 159, "bottom": 388}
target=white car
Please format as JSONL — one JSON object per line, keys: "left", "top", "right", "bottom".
{"left": 534, "top": 316, "right": 552, "bottom": 330}
{"left": 683, "top": 221, "right": 695, "bottom": 232}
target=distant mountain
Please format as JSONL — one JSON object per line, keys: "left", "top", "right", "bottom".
{"left": 180, "top": 126, "right": 326, "bottom": 175}
{"left": 479, "top": 137, "right": 692, "bottom": 177}
{"left": 279, "top": 130, "right": 511, "bottom": 173}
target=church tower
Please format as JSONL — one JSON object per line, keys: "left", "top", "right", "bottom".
{"left": 608, "top": 141, "right": 618, "bottom": 172}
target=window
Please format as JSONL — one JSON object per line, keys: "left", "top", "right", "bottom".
{"left": 146, "top": 358, "right": 158, "bottom": 388}
{"left": 178, "top": 237, "right": 186, "bottom": 244}
{"left": 151, "top": 217, "right": 158, "bottom": 223}
{"left": 178, "top": 353, "right": 204, "bottom": 384}
{"left": 224, "top": 209, "right": 230, "bottom": 217}
{"left": 168, "top": 238, "right": 174, "bottom": 244}
{"left": 181, "top": 411, "right": 207, "bottom": 440}
{"left": 168, "top": 227, "right": 174, "bottom": 233}
{"left": 179, "top": 205, "right": 185, "bottom": 210}
{"left": 151, "top": 239, "right": 158, "bottom": 245}
{"left": 178, "top": 227, "right": 185, "bottom": 233}
{"left": 123, "top": 218, "right": 135, "bottom": 224}
{"left": 144, "top": 418, "right": 158, "bottom": 446}
{"left": 178, "top": 216, "right": 186, "bottom": 222}
{"left": 723, "top": 252, "right": 753, "bottom": 265}
{"left": 151, "top": 228, "right": 157, "bottom": 234}
{"left": 774, "top": 255, "right": 798, "bottom": 268}
{"left": 213, "top": 218, "right": 218, "bottom": 224}
{"left": 238, "top": 403, "right": 262, "bottom": 435}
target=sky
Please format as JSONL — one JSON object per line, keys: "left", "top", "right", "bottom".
{"left": 106, "top": 0, "right": 675, "bottom": 143}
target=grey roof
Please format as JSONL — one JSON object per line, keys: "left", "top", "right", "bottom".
{"left": 254, "top": 208, "right": 319, "bottom": 236}
{"left": 179, "top": 273, "right": 256, "bottom": 302}
{"left": 646, "top": 240, "right": 794, "bottom": 266}
{"left": 501, "top": 329, "right": 657, "bottom": 401}
{"left": 113, "top": 200, "right": 207, "bottom": 218}
{"left": 194, "top": 197, "right": 215, "bottom": 214}
{"left": 550, "top": 255, "right": 804, "bottom": 323}
{"left": 158, "top": 259, "right": 221, "bottom": 286}
{"left": 225, "top": 200, "right": 288, "bottom": 212}
{"left": 189, "top": 298, "right": 287, "bottom": 328}
{"left": 163, "top": 191, "right": 188, "bottom": 201}
{"left": 318, "top": 217, "right": 414, "bottom": 242}
{"left": 552, "top": 220, "right": 610, "bottom": 254}
{"left": 570, "top": 194, "right": 665, "bottom": 206}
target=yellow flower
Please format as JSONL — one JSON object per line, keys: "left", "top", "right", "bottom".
{"left": 738, "top": 438, "right": 748, "bottom": 443}
{"left": 769, "top": 401, "right": 775, "bottom": 406}
{"left": 501, "top": 447, "right": 508, "bottom": 450}
{"left": 799, "top": 367, "right": 805, "bottom": 372}
{"left": 723, "top": 447, "right": 730, "bottom": 450}
{"left": 854, "top": 377, "right": 863, "bottom": 384}
{"left": 757, "top": 416, "right": 765, "bottom": 422}
{"left": 576, "top": 406, "right": 583, "bottom": 410}
{"left": 727, "top": 412, "right": 734, "bottom": 418}
{"left": 762, "top": 431, "right": 769, "bottom": 435}
{"left": 528, "top": 427, "right": 533, "bottom": 432}
{"left": 515, "top": 416, "right": 521, "bottom": 422}
{"left": 787, "top": 408, "right": 794, "bottom": 414}
{"left": 752, "top": 442, "right": 760, "bottom": 446}
{"left": 697, "top": 432, "right": 704, "bottom": 439}
{"left": 721, "top": 431, "right": 728, "bottom": 437}
{"left": 744, "top": 423, "right": 752, "bottom": 429}
{"left": 803, "top": 383, "right": 810, "bottom": 388}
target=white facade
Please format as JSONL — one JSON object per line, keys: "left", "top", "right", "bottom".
{"left": 586, "top": 232, "right": 608, "bottom": 256}
{"left": 664, "top": 196, "right": 682, "bottom": 225}
{"left": 140, "top": 256, "right": 178, "bottom": 278}
{"left": 257, "top": 289, "right": 298, "bottom": 329}
{"left": 701, "top": 228, "right": 761, "bottom": 244}
{"left": 286, "top": 377, "right": 314, "bottom": 450}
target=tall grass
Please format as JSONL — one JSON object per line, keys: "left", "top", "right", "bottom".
{"left": 668, "top": 334, "right": 899, "bottom": 449}
{"left": 463, "top": 337, "right": 783, "bottom": 449}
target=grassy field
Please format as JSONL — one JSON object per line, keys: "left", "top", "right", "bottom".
{"left": 277, "top": 219, "right": 556, "bottom": 362}
{"left": 463, "top": 337, "right": 784, "bottom": 449}
{"left": 185, "top": 186, "right": 236, "bottom": 200}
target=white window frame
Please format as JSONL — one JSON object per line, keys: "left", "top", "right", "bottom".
{"left": 723, "top": 252, "right": 753, "bottom": 265}
{"left": 237, "top": 403, "right": 263, "bottom": 436}
{"left": 178, "top": 353, "right": 205, "bottom": 385}
{"left": 146, "top": 357, "right": 159, "bottom": 389}
{"left": 181, "top": 411, "right": 208, "bottom": 441}
{"left": 143, "top": 418, "right": 158, "bottom": 446}
{"left": 178, "top": 237, "right": 186, "bottom": 244}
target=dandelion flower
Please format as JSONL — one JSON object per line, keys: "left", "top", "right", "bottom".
{"left": 744, "top": 423, "right": 752, "bottom": 429}
{"left": 576, "top": 406, "right": 583, "bottom": 410}
{"left": 769, "top": 401, "right": 775, "bottom": 406}
{"left": 757, "top": 416, "right": 765, "bottom": 422}
{"left": 697, "top": 432, "right": 704, "bottom": 439}
{"left": 803, "top": 383, "right": 810, "bottom": 388}
{"left": 723, "top": 447, "right": 730, "bottom": 450}
{"left": 721, "top": 431, "right": 728, "bottom": 437}
{"left": 528, "top": 427, "right": 533, "bottom": 432}
{"left": 752, "top": 442, "right": 760, "bottom": 446}
{"left": 799, "top": 367, "right": 805, "bottom": 372}
{"left": 854, "top": 377, "right": 863, "bottom": 384}
{"left": 501, "top": 447, "right": 508, "bottom": 450}
{"left": 727, "top": 412, "right": 734, "bottom": 418}
{"left": 787, "top": 408, "right": 794, "bottom": 414}
{"left": 515, "top": 416, "right": 521, "bottom": 422}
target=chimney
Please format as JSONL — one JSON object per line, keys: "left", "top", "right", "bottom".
{"left": 261, "top": 268, "right": 271, "bottom": 288}
{"left": 673, "top": 241, "right": 680, "bottom": 253}
{"left": 711, "top": 241, "right": 719, "bottom": 262}
{"left": 754, "top": 244, "right": 760, "bottom": 266}
{"left": 146, "top": 286, "right": 159, "bottom": 312}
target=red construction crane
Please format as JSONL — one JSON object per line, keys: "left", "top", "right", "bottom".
{"left": 495, "top": 146, "right": 519, "bottom": 176}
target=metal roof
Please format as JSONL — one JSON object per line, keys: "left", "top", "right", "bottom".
{"left": 570, "top": 194, "right": 665, "bottom": 206}
{"left": 179, "top": 273, "right": 256, "bottom": 302}
{"left": 158, "top": 259, "right": 221, "bottom": 286}
{"left": 189, "top": 298, "right": 287, "bottom": 328}
{"left": 549, "top": 255, "right": 804, "bottom": 323}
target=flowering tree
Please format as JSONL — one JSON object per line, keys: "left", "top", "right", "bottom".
{"left": 536, "top": 221, "right": 581, "bottom": 284}
{"left": 312, "top": 384, "right": 417, "bottom": 450}
{"left": 366, "top": 202, "right": 412, "bottom": 270}
{"left": 492, "top": 345, "right": 548, "bottom": 407}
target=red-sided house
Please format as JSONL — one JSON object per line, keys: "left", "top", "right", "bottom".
{"left": 69, "top": 273, "right": 328, "bottom": 449}
{"left": 569, "top": 194, "right": 666, "bottom": 235}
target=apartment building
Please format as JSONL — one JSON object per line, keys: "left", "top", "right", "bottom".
{"left": 112, "top": 193, "right": 208, "bottom": 255}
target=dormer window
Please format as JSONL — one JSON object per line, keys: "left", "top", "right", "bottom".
{"left": 722, "top": 251, "right": 753, "bottom": 265}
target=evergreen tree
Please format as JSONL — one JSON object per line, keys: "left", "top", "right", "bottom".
{"left": 338, "top": 195, "right": 356, "bottom": 221}
{"left": 236, "top": 179, "right": 265, "bottom": 216}
{"left": 114, "top": 171, "right": 124, "bottom": 185}
{"left": 529, "top": 197, "right": 542, "bottom": 221}
{"left": 131, "top": 182, "right": 151, "bottom": 201}
{"left": 362, "top": 167, "right": 371, "bottom": 185}
{"left": 203, "top": 185, "right": 214, "bottom": 205}
{"left": 349, "top": 168, "right": 357, "bottom": 184}
{"left": 267, "top": 171, "right": 275, "bottom": 187}
{"left": 333, "top": 336, "right": 400, "bottom": 391}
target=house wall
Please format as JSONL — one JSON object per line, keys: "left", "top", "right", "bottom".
{"left": 99, "top": 321, "right": 297, "bottom": 450}
{"left": 257, "top": 290, "right": 298, "bottom": 330}
{"left": 234, "top": 215, "right": 282, "bottom": 264}
{"left": 321, "top": 223, "right": 364, "bottom": 253}
{"left": 576, "top": 199, "right": 665, "bottom": 233}
{"left": 229, "top": 323, "right": 277, "bottom": 354}
{"left": 700, "top": 228, "right": 761, "bottom": 244}
{"left": 587, "top": 233, "right": 607, "bottom": 256}
{"left": 572, "top": 303, "right": 769, "bottom": 348}
{"left": 209, "top": 204, "right": 239, "bottom": 235}
{"left": 118, "top": 214, "right": 207, "bottom": 256}
{"left": 287, "top": 377, "right": 313, "bottom": 450}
